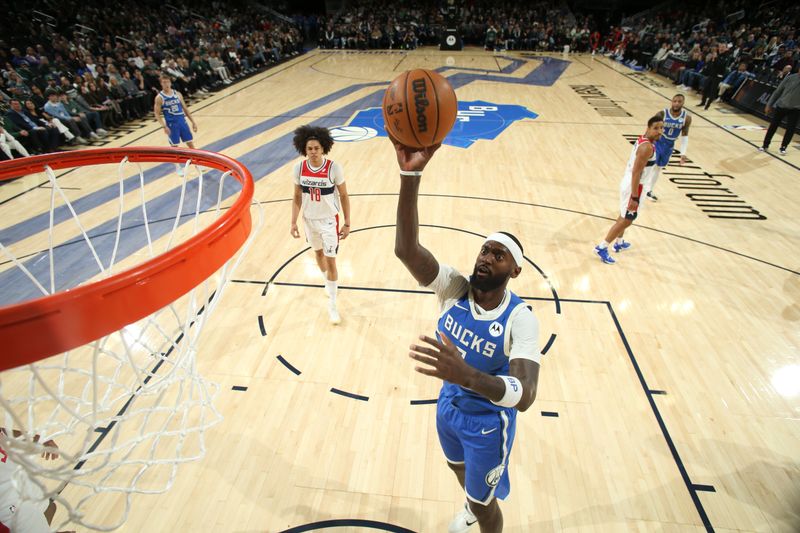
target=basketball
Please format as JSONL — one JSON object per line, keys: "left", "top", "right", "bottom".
{"left": 382, "top": 69, "right": 458, "bottom": 148}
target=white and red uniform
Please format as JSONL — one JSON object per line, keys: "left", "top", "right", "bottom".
{"left": 619, "top": 136, "right": 657, "bottom": 218}
{"left": 0, "top": 441, "right": 50, "bottom": 533}
{"left": 293, "top": 158, "right": 345, "bottom": 257}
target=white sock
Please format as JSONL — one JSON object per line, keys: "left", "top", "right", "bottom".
{"left": 615, "top": 238, "right": 624, "bottom": 244}
{"left": 325, "top": 280, "right": 337, "bottom": 305}
{"left": 598, "top": 241, "right": 610, "bottom": 249}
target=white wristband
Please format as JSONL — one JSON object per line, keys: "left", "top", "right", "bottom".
{"left": 399, "top": 170, "right": 422, "bottom": 176}
{"left": 679, "top": 135, "right": 689, "bottom": 156}
{"left": 491, "top": 376, "right": 523, "bottom": 408}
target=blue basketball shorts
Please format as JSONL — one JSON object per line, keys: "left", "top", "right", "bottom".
{"left": 166, "top": 119, "right": 192, "bottom": 145}
{"left": 655, "top": 137, "right": 675, "bottom": 167}
{"left": 436, "top": 394, "right": 517, "bottom": 505}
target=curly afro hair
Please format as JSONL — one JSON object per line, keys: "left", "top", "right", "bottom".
{"left": 293, "top": 125, "right": 334, "bottom": 156}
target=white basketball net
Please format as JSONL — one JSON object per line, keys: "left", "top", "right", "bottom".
{"left": 0, "top": 157, "right": 260, "bottom": 531}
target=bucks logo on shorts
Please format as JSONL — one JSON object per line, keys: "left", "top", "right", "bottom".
{"left": 485, "top": 464, "right": 505, "bottom": 487}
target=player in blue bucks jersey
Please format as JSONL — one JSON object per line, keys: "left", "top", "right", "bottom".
{"left": 647, "top": 94, "right": 692, "bottom": 201}
{"left": 154, "top": 73, "right": 198, "bottom": 176}
{"left": 392, "top": 140, "right": 541, "bottom": 533}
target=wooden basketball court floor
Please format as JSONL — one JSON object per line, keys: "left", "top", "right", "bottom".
{"left": 1, "top": 49, "right": 798, "bottom": 532}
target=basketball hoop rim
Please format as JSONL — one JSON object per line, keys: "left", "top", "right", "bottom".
{"left": 0, "top": 147, "right": 254, "bottom": 370}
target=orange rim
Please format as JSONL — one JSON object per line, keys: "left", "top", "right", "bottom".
{"left": 0, "top": 148, "right": 254, "bottom": 370}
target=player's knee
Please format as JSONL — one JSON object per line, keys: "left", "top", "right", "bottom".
{"left": 469, "top": 498, "right": 499, "bottom": 520}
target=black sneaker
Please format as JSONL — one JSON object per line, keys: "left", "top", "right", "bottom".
{"left": 647, "top": 191, "right": 659, "bottom": 201}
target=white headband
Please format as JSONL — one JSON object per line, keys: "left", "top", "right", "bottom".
{"left": 484, "top": 232, "right": 523, "bottom": 267}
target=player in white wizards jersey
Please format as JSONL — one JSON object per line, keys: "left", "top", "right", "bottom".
{"left": 0, "top": 429, "right": 72, "bottom": 533}
{"left": 646, "top": 94, "right": 692, "bottom": 201}
{"left": 290, "top": 125, "right": 351, "bottom": 324}
{"left": 154, "top": 73, "right": 198, "bottom": 177}
{"left": 391, "top": 140, "right": 541, "bottom": 533}
{"left": 595, "top": 115, "right": 664, "bottom": 265}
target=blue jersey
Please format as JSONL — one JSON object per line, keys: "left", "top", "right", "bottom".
{"left": 661, "top": 107, "right": 687, "bottom": 143}
{"left": 160, "top": 90, "right": 185, "bottom": 122}
{"left": 437, "top": 290, "right": 528, "bottom": 413}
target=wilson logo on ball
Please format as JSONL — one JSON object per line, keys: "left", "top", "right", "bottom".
{"left": 412, "top": 78, "right": 429, "bottom": 133}
{"left": 382, "top": 69, "right": 457, "bottom": 148}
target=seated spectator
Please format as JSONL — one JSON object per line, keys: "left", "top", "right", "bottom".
{"left": 650, "top": 42, "right": 672, "bottom": 71}
{"left": 43, "top": 89, "right": 92, "bottom": 142}
{"left": 5, "top": 99, "right": 60, "bottom": 153}
{"left": 23, "top": 99, "right": 78, "bottom": 145}
{"left": 767, "top": 64, "right": 794, "bottom": 85}
{"left": 677, "top": 51, "right": 706, "bottom": 90}
{"left": 0, "top": 123, "right": 30, "bottom": 160}
{"left": 208, "top": 52, "right": 232, "bottom": 84}
{"left": 718, "top": 62, "right": 755, "bottom": 100}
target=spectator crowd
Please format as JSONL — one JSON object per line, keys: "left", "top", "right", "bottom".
{"left": 2, "top": 0, "right": 797, "bottom": 161}
{"left": 1, "top": 0, "right": 304, "bottom": 160}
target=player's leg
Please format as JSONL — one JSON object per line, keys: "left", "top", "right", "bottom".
{"left": 304, "top": 219, "right": 326, "bottom": 274}
{"left": 779, "top": 109, "right": 798, "bottom": 155}
{"left": 649, "top": 139, "right": 671, "bottom": 201}
{"left": 319, "top": 217, "right": 341, "bottom": 324}
{"left": 166, "top": 121, "right": 185, "bottom": 176}
{"left": 436, "top": 397, "right": 474, "bottom": 533}
{"left": 448, "top": 461, "right": 467, "bottom": 489}
{"left": 761, "top": 108, "right": 787, "bottom": 151}
{"left": 459, "top": 410, "right": 516, "bottom": 533}
{"left": 180, "top": 119, "right": 195, "bottom": 150}
{"left": 468, "top": 499, "right": 502, "bottom": 533}
{"left": 313, "top": 249, "right": 328, "bottom": 275}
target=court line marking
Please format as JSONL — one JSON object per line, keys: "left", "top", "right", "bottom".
{"left": 279, "top": 519, "right": 415, "bottom": 533}
{"left": 262, "top": 223, "right": 562, "bottom": 314}
{"left": 585, "top": 55, "right": 800, "bottom": 172}
{"left": 260, "top": 282, "right": 715, "bottom": 532}
{"left": 0, "top": 53, "right": 317, "bottom": 207}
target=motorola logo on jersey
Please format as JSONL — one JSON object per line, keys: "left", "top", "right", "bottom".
{"left": 443, "top": 314, "right": 497, "bottom": 357}
{"left": 488, "top": 322, "right": 503, "bottom": 337}
{"left": 336, "top": 100, "right": 537, "bottom": 149}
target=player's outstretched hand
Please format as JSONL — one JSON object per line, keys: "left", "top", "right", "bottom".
{"left": 390, "top": 134, "right": 441, "bottom": 173}
{"left": 409, "top": 331, "right": 473, "bottom": 387}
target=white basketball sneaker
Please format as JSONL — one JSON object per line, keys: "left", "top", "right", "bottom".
{"left": 448, "top": 502, "right": 477, "bottom": 533}
{"left": 328, "top": 303, "right": 341, "bottom": 325}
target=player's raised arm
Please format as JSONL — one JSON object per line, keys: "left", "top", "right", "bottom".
{"left": 392, "top": 138, "right": 442, "bottom": 286}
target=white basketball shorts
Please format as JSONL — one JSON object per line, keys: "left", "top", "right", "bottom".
{"left": 303, "top": 215, "right": 339, "bottom": 257}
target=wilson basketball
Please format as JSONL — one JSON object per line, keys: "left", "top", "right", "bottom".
{"left": 382, "top": 69, "right": 458, "bottom": 148}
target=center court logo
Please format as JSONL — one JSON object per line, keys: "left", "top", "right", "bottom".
{"left": 329, "top": 100, "right": 537, "bottom": 149}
